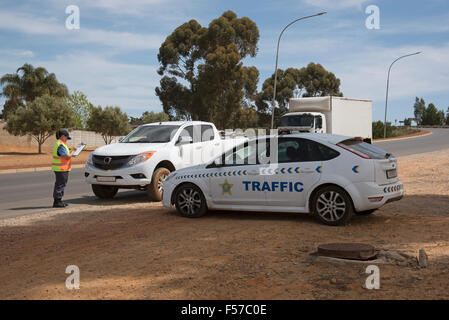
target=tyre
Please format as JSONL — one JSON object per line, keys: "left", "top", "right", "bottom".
{"left": 355, "top": 209, "right": 377, "bottom": 215}
{"left": 147, "top": 167, "right": 171, "bottom": 201}
{"left": 92, "top": 184, "right": 118, "bottom": 199}
{"left": 311, "top": 186, "right": 354, "bottom": 226}
{"left": 174, "top": 183, "right": 207, "bottom": 218}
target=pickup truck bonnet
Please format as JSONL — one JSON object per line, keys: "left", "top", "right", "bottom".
{"left": 93, "top": 142, "right": 168, "bottom": 156}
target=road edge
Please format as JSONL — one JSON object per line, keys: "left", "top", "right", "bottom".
{"left": 0, "top": 164, "right": 85, "bottom": 175}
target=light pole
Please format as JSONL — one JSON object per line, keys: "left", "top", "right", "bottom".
{"left": 270, "top": 11, "right": 327, "bottom": 129}
{"left": 383, "top": 51, "right": 422, "bottom": 138}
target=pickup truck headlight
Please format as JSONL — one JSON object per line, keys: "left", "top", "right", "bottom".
{"left": 127, "top": 151, "right": 155, "bottom": 166}
{"left": 87, "top": 153, "right": 93, "bottom": 165}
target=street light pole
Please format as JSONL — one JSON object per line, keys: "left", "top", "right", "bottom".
{"left": 270, "top": 11, "right": 327, "bottom": 129}
{"left": 383, "top": 51, "right": 422, "bottom": 138}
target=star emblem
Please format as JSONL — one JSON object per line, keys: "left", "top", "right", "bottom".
{"left": 219, "top": 179, "right": 233, "bottom": 195}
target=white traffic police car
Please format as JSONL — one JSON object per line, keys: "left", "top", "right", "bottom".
{"left": 162, "top": 134, "right": 403, "bottom": 226}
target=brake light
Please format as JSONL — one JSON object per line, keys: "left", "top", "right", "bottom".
{"left": 337, "top": 144, "right": 371, "bottom": 159}
{"left": 368, "top": 196, "right": 383, "bottom": 202}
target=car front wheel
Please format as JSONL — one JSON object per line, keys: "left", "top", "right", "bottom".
{"left": 174, "top": 183, "right": 207, "bottom": 218}
{"left": 312, "top": 186, "right": 354, "bottom": 226}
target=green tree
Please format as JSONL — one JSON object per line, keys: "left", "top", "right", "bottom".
{"left": 403, "top": 118, "right": 411, "bottom": 126}
{"left": 297, "top": 62, "right": 343, "bottom": 97}
{"left": 65, "top": 91, "right": 94, "bottom": 130}
{"left": 413, "top": 97, "right": 426, "bottom": 124}
{"left": 156, "top": 10, "right": 259, "bottom": 127}
{"left": 141, "top": 111, "right": 170, "bottom": 124}
{"left": 256, "top": 63, "right": 343, "bottom": 128}
{"left": 5, "top": 95, "right": 74, "bottom": 153}
{"left": 87, "top": 106, "right": 130, "bottom": 144}
{"left": 446, "top": 107, "right": 449, "bottom": 126}
{"left": 372, "top": 121, "right": 393, "bottom": 139}
{"left": 0, "top": 63, "right": 68, "bottom": 120}
{"left": 422, "top": 103, "right": 441, "bottom": 125}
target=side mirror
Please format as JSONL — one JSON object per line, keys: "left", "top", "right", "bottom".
{"left": 118, "top": 137, "right": 124, "bottom": 142}
{"left": 177, "top": 135, "right": 193, "bottom": 145}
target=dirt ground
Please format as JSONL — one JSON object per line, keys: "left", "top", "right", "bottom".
{"left": 0, "top": 148, "right": 448, "bottom": 300}
{"left": 0, "top": 144, "right": 90, "bottom": 169}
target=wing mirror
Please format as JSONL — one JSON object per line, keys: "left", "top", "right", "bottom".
{"left": 206, "top": 157, "right": 223, "bottom": 168}
{"left": 177, "top": 135, "right": 193, "bottom": 145}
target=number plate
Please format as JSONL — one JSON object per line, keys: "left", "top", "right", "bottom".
{"left": 386, "top": 169, "right": 397, "bottom": 179}
{"left": 96, "top": 176, "right": 116, "bottom": 182}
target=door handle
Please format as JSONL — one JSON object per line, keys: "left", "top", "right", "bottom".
{"left": 195, "top": 146, "right": 202, "bottom": 150}
{"left": 214, "top": 143, "right": 220, "bottom": 146}
{"left": 302, "top": 168, "right": 314, "bottom": 173}
{"left": 247, "top": 170, "right": 259, "bottom": 175}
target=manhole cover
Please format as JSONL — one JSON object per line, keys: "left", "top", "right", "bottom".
{"left": 316, "top": 243, "right": 378, "bottom": 261}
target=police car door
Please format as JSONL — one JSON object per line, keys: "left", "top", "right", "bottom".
{"left": 265, "top": 137, "right": 322, "bottom": 210}
{"left": 209, "top": 140, "right": 266, "bottom": 207}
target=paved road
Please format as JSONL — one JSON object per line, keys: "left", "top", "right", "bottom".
{"left": 0, "top": 168, "right": 149, "bottom": 220}
{"left": 373, "top": 128, "right": 449, "bottom": 157}
{"left": 1, "top": 128, "right": 448, "bottom": 220}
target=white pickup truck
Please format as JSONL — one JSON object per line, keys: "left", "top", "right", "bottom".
{"left": 84, "top": 121, "right": 246, "bottom": 201}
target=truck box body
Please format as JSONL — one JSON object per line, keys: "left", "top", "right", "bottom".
{"left": 284, "top": 96, "right": 372, "bottom": 139}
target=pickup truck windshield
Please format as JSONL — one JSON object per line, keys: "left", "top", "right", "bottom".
{"left": 280, "top": 114, "right": 314, "bottom": 127}
{"left": 121, "top": 125, "right": 180, "bottom": 143}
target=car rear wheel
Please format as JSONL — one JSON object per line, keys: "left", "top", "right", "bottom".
{"left": 312, "top": 186, "right": 354, "bottom": 226}
{"left": 92, "top": 184, "right": 118, "bottom": 199}
{"left": 174, "top": 183, "right": 207, "bottom": 218}
{"left": 147, "top": 167, "right": 170, "bottom": 201}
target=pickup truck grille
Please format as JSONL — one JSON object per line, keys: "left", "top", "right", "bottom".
{"left": 92, "top": 155, "right": 133, "bottom": 170}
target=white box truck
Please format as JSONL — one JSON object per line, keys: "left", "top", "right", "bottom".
{"left": 278, "top": 96, "right": 372, "bottom": 142}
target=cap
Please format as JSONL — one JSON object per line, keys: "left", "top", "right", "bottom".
{"left": 57, "top": 129, "right": 71, "bottom": 140}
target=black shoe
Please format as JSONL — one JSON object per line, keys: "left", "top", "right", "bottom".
{"left": 53, "top": 200, "right": 65, "bottom": 208}
{"left": 62, "top": 201, "right": 69, "bottom": 207}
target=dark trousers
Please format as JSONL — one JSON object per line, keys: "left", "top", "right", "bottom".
{"left": 53, "top": 171, "right": 69, "bottom": 200}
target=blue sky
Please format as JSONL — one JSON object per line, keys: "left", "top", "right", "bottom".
{"left": 1, "top": 0, "right": 448, "bottom": 122}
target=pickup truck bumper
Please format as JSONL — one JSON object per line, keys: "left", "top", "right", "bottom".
{"left": 84, "top": 162, "right": 154, "bottom": 186}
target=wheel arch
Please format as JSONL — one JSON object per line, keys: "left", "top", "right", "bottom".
{"left": 155, "top": 160, "right": 176, "bottom": 172}
{"left": 308, "top": 182, "right": 356, "bottom": 213}
{"left": 170, "top": 181, "right": 207, "bottom": 205}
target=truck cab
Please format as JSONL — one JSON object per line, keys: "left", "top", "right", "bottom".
{"left": 279, "top": 112, "right": 327, "bottom": 133}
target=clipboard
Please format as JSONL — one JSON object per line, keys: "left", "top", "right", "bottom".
{"left": 73, "top": 144, "right": 86, "bottom": 156}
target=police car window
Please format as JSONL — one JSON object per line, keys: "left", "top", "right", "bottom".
{"left": 276, "top": 138, "right": 339, "bottom": 163}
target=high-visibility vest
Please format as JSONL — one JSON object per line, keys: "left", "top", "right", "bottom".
{"left": 51, "top": 140, "right": 72, "bottom": 172}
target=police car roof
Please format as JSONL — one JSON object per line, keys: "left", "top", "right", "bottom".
{"left": 260, "top": 133, "right": 352, "bottom": 145}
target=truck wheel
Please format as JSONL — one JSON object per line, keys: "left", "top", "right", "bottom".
{"left": 356, "top": 209, "right": 377, "bottom": 215}
{"left": 174, "top": 183, "right": 207, "bottom": 218}
{"left": 92, "top": 184, "right": 118, "bottom": 199}
{"left": 147, "top": 167, "right": 170, "bottom": 201}
{"left": 311, "top": 186, "right": 354, "bottom": 226}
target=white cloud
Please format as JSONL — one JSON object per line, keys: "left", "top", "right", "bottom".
{"left": 0, "top": 51, "right": 162, "bottom": 115}
{"left": 303, "top": 0, "right": 373, "bottom": 10}
{"left": 0, "top": 49, "right": 34, "bottom": 58}
{"left": 0, "top": 10, "right": 164, "bottom": 51}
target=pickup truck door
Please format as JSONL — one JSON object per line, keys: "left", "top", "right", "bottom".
{"left": 200, "top": 124, "right": 220, "bottom": 163}
{"left": 178, "top": 124, "right": 203, "bottom": 167}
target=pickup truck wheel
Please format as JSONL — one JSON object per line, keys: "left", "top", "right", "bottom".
{"left": 147, "top": 167, "right": 170, "bottom": 201}
{"left": 312, "top": 186, "right": 354, "bottom": 226}
{"left": 92, "top": 184, "right": 118, "bottom": 199}
{"left": 174, "top": 183, "right": 207, "bottom": 218}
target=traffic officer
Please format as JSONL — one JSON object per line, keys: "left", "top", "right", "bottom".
{"left": 51, "top": 129, "right": 78, "bottom": 208}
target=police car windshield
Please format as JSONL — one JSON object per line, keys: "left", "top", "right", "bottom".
{"left": 280, "top": 114, "right": 314, "bottom": 127}
{"left": 121, "top": 125, "right": 180, "bottom": 143}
